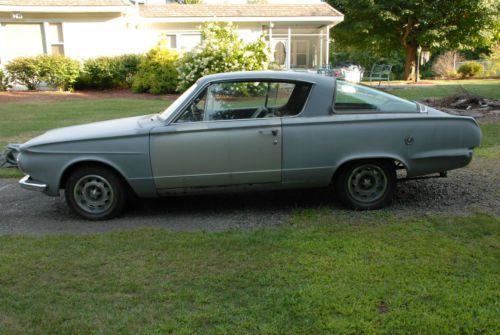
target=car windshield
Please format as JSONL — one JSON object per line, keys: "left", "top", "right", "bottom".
{"left": 334, "top": 80, "right": 418, "bottom": 113}
{"left": 158, "top": 83, "right": 198, "bottom": 121}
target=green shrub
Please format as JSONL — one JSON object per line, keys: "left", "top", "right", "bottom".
{"left": 132, "top": 40, "right": 179, "bottom": 95}
{"left": 118, "top": 54, "right": 143, "bottom": 87}
{"left": 77, "top": 54, "right": 143, "bottom": 90}
{"left": 5, "top": 55, "right": 80, "bottom": 90}
{"left": 5, "top": 57, "right": 43, "bottom": 90}
{"left": 78, "top": 57, "right": 122, "bottom": 89}
{"left": 457, "top": 61, "right": 484, "bottom": 78}
{"left": 38, "top": 55, "right": 80, "bottom": 91}
{"left": 177, "top": 22, "right": 270, "bottom": 92}
{"left": 0, "top": 69, "right": 11, "bottom": 91}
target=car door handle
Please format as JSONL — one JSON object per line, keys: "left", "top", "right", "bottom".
{"left": 259, "top": 129, "right": 279, "bottom": 136}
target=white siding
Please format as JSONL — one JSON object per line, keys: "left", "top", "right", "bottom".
{"left": 63, "top": 17, "right": 130, "bottom": 59}
{"left": 1, "top": 23, "right": 45, "bottom": 63}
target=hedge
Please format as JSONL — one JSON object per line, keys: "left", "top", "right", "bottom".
{"left": 5, "top": 55, "right": 80, "bottom": 91}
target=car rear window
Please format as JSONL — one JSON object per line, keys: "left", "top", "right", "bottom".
{"left": 334, "top": 80, "right": 418, "bottom": 113}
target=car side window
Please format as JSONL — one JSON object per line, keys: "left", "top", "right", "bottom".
{"left": 267, "top": 82, "right": 295, "bottom": 108}
{"left": 205, "top": 82, "right": 267, "bottom": 120}
{"left": 202, "top": 81, "right": 311, "bottom": 121}
{"left": 334, "top": 80, "right": 418, "bottom": 113}
{"left": 175, "top": 90, "right": 207, "bottom": 123}
{"left": 175, "top": 81, "right": 312, "bottom": 122}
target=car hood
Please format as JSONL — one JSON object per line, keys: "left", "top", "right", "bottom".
{"left": 21, "top": 114, "right": 159, "bottom": 150}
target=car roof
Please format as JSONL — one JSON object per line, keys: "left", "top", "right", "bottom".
{"left": 198, "top": 70, "right": 335, "bottom": 86}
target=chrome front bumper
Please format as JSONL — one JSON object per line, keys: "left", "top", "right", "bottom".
{"left": 19, "top": 175, "right": 47, "bottom": 192}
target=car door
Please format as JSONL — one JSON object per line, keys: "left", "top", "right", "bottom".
{"left": 150, "top": 81, "right": 282, "bottom": 191}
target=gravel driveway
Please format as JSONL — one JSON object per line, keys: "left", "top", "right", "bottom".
{"left": 1, "top": 155, "right": 498, "bottom": 236}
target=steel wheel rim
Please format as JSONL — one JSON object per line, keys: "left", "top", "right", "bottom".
{"left": 73, "top": 174, "right": 114, "bottom": 214}
{"left": 347, "top": 164, "right": 388, "bottom": 203}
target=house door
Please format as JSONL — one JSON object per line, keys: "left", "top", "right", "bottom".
{"left": 292, "top": 40, "right": 309, "bottom": 68}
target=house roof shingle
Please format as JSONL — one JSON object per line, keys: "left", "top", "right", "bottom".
{"left": 140, "top": 3, "right": 343, "bottom": 19}
{"left": 0, "top": 0, "right": 130, "bottom": 6}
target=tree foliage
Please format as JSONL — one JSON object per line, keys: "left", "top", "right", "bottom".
{"left": 328, "top": 0, "right": 499, "bottom": 80}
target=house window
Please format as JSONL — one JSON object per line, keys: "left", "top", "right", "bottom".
{"left": 48, "top": 23, "right": 64, "bottom": 55}
{"left": 165, "top": 34, "right": 177, "bottom": 49}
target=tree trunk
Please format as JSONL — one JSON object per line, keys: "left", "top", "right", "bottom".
{"left": 404, "top": 43, "right": 417, "bottom": 81}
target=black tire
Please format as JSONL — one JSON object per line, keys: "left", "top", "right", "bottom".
{"left": 65, "top": 166, "right": 128, "bottom": 220}
{"left": 334, "top": 160, "right": 396, "bottom": 210}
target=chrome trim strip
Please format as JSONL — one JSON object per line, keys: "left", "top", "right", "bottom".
{"left": 19, "top": 175, "right": 47, "bottom": 192}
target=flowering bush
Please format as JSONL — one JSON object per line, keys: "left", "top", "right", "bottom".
{"left": 177, "top": 22, "right": 270, "bottom": 91}
{"left": 132, "top": 38, "right": 179, "bottom": 94}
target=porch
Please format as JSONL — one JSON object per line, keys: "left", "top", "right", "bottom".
{"left": 265, "top": 24, "right": 330, "bottom": 71}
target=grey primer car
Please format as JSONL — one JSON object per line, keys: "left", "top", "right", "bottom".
{"left": 18, "top": 71, "right": 481, "bottom": 220}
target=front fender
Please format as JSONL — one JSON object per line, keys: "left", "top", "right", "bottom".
{"left": 18, "top": 134, "right": 157, "bottom": 197}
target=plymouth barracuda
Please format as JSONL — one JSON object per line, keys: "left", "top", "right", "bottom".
{"left": 17, "top": 71, "right": 482, "bottom": 220}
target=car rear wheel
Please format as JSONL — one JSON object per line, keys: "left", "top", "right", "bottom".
{"left": 334, "top": 160, "right": 396, "bottom": 210}
{"left": 65, "top": 166, "right": 128, "bottom": 220}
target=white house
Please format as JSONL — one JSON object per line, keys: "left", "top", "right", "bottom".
{"left": 0, "top": 0, "right": 343, "bottom": 70}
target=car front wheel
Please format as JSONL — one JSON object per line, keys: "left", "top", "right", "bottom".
{"left": 334, "top": 160, "right": 396, "bottom": 210}
{"left": 65, "top": 166, "right": 128, "bottom": 220}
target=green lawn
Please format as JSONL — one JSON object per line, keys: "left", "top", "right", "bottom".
{"left": 387, "top": 79, "right": 500, "bottom": 100}
{"left": 0, "top": 214, "right": 498, "bottom": 334}
{"left": 472, "top": 123, "right": 500, "bottom": 159}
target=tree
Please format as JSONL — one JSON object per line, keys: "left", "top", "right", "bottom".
{"left": 328, "top": 0, "right": 499, "bottom": 81}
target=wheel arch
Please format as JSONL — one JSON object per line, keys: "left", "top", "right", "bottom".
{"left": 331, "top": 155, "right": 407, "bottom": 184}
{"left": 59, "top": 159, "right": 132, "bottom": 192}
